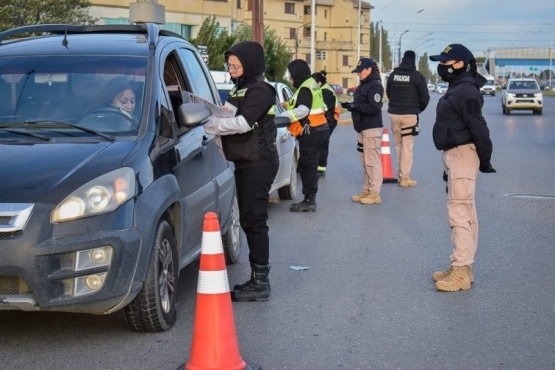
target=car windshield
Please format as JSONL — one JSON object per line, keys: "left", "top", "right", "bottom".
{"left": 509, "top": 81, "right": 538, "bottom": 89}
{"left": 0, "top": 55, "right": 147, "bottom": 138}
{"left": 485, "top": 80, "right": 495, "bottom": 86}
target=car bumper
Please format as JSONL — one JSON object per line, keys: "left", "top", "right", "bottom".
{"left": 505, "top": 99, "right": 543, "bottom": 110}
{"left": 481, "top": 89, "right": 495, "bottom": 95}
{"left": 0, "top": 202, "right": 143, "bottom": 314}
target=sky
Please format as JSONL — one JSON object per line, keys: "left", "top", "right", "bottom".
{"left": 375, "top": 0, "right": 555, "bottom": 66}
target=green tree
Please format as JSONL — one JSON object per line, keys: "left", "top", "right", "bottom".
{"left": 371, "top": 22, "right": 392, "bottom": 72}
{"left": 0, "top": 0, "right": 96, "bottom": 31}
{"left": 418, "top": 52, "right": 433, "bottom": 83}
{"left": 233, "top": 23, "right": 291, "bottom": 82}
{"left": 189, "top": 15, "right": 236, "bottom": 71}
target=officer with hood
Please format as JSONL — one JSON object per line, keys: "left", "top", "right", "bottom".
{"left": 386, "top": 50, "right": 430, "bottom": 187}
{"left": 428, "top": 43, "right": 496, "bottom": 292}
{"left": 204, "top": 41, "right": 278, "bottom": 302}
{"left": 280, "top": 59, "right": 328, "bottom": 212}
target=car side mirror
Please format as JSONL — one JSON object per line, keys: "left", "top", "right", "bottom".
{"left": 177, "top": 103, "right": 211, "bottom": 128}
{"left": 274, "top": 116, "right": 291, "bottom": 128}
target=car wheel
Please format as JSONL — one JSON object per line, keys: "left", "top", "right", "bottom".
{"left": 278, "top": 153, "right": 298, "bottom": 200}
{"left": 124, "top": 219, "right": 178, "bottom": 332}
{"left": 534, "top": 108, "right": 542, "bottom": 115}
{"left": 502, "top": 104, "right": 507, "bottom": 115}
{"left": 222, "top": 194, "right": 242, "bottom": 265}
{"left": 347, "top": 91, "right": 354, "bottom": 97}
{"left": 492, "top": 93, "right": 495, "bottom": 96}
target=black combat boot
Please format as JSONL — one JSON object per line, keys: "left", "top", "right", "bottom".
{"left": 289, "top": 195, "right": 317, "bottom": 212}
{"left": 231, "top": 263, "right": 271, "bottom": 302}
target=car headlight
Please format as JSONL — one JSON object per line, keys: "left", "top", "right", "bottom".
{"left": 51, "top": 167, "right": 136, "bottom": 223}
{"left": 535, "top": 93, "right": 542, "bottom": 98}
{"left": 507, "top": 93, "right": 515, "bottom": 98}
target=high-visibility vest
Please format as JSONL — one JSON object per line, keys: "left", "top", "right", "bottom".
{"left": 284, "top": 77, "right": 327, "bottom": 137}
{"left": 321, "top": 83, "right": 340, "bottom": 121}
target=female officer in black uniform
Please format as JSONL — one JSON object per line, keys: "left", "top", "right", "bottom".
{"left": 204, "top": 41, "right": 278, "bottom": 302}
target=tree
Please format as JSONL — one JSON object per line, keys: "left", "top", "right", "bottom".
{"left": 418, "top": 52, "right": 434, "bottom": 83}
{"left": 0, "top": 0, "right": 96, "bottom": 31}
{"left": 189, "top": 15, "right": 236, "bottom": 71}
{"left": 233, "top": 23, "right": 291, "bottom": 82}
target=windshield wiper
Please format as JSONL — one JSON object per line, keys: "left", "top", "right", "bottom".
{"left": 0, "top": 128, "right": 50, "bottom": 141}
{"left": 23, "top": 120, "right": 115, "bottom": 141}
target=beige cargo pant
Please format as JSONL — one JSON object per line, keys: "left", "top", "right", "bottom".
{"left": 389, "top": 113, "right": 417, "bottom": 178}
{"left": 358, "top": 128, "right": 383, "bottom": 194}
{"left": 443, "top": 144, "right": 480, "bottom": 267}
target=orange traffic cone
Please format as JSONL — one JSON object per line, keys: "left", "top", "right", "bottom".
{"left": 184, "top": 212, "right": 260, "bottom": 370}
{"left": 381, "top": 128, "right": 397, "bottom": 183}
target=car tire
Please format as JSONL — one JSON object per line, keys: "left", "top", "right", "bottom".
{"left": 124, "top": 219, "right": 178, "bottom": 332}
{"left": 222, "top": 194, "right": 242, "bottom": 265}
{"left": 347, "top": 91, "right": 354, "bottom": 97}
{"left": 278, "top": 153, "right": 298, "bottom": 200}
{"left": 533, "top": 108, "right": 542, "bottom": 115}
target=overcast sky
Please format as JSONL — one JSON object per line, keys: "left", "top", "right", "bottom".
{"left": 374, "top": 0, "right": 555, "bottom": 63}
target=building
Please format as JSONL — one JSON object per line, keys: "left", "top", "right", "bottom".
{"left": 87, "top": 0, "right": 374, "bottom": 89}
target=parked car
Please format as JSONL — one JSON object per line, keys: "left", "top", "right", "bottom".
{"left": 435, "top": 83, "right": 448, "bottom": 94}
{"left": 501, "top": 78, "right": 543, "bottom": 115}
{"left": 329, "top": 83, "right": 344, "bottom": 96}
{"left": 216, "top": 81, "right": 298, "bottom": 200}
{"left": 0, "top": 23, "right": 242, "bottom": 332}
{"left": 427, "top": 83, "right": 435, "bottom": 92}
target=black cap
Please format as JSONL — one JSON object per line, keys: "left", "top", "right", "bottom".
{"left": 352, "top": 58, "right": 376, "bottom": 73}
{"left": 429, "top": 44, "right": 474, "bottom": 63}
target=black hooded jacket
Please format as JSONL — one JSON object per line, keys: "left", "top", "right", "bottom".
{"left": 351, "top": 71, "right": 384, "bottom": 133}
{"left": 432, "top": 72, "right": 493, "bottom": 165}
{"left": 386, "top": 54, "right": 430, "bottom": 115}
{"left": 222, "top": 41, "right": 278, "bottom": 169}
{"left": 287, "top": 59, "right": 314, "bottom": 110}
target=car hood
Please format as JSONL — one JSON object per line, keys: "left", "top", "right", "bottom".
{"left": 0, "top": 141, "right": 136, "bottom": 204}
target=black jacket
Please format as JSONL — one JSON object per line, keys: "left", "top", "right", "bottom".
{"left": 432, "top": 72, "right": 493, "bottom": 165}
{"left": 351, "top": 72, "right": 383, "bottom": 133}
{"left": 222, "top": 41, "right": 278, "bottom": 169}
{"left": 386, "top": 57, "right": 430, "bottom": 115}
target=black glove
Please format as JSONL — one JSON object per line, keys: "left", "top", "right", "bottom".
{"left": 479, "top": 162, "right": 497, "bottom": 173}
{"left": 340, "top": 102, "right": 352, "bottom": 110}
{"left": 347, "top": 103, "right": 357, "bottom": 111}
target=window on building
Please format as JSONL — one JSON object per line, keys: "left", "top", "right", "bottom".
{"left": 304, "top": 5, "right": 316, "bottom": 15}
{"left": 303, "top": 27, "right": 311, "bottom": 38}
{"left": 304, "top": 53, "right": 311, "bottom": 62}
{"left": 324, "top": 9, "right": 327, "bottom": 19}
{"left": 342, "top": 55, "right": 349, "bottom": 66}
{"left": 289, "top": 28, "right": 296, "bottom": 39}
{"left": 324, "top": 32, "right": 327, "bottom": 41}
{"left": 103, "top": 17, "right": 129, "bottom": 25}
{"left": 316, "top": 51, "right": 327, "bottom": 61}
{"left": 342, "top": 78, "right": 349, "bottom": 88}
{"left": 285, "top": 3, "right": 295, "bottom": 14}
{"left": 237, "top": 0, "right": 241, "bottom": 9}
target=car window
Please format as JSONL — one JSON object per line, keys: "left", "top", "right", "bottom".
{"left": 0, "top": 55, "right": 147, "bottom": 136}
{"left": 177, "top": 48, "right": 217, "bottom": 105}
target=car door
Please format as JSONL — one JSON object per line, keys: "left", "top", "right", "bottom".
{"left": 159, "top": 48, "right": 215, "bottom": 255}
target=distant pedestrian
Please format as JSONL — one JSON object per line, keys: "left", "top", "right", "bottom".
{"left": 429, "top": 43, "right": 496, "bottom": 292}
{"left": 386, "top": 50, "right": 430, "bottom": 187}
{"left": 312, "top": 70, "right": 340, "bottom": 178}
{"left": 280, "top": 59, "right": 329, "bottom": 212}
{"left": 341, "top": 58, "right": 384, "bottom": 205}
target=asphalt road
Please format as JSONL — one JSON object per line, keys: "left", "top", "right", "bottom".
{"left": 1, "top": 93, "right": 554, "bottom": 370}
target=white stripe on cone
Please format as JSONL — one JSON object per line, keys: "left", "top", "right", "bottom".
{"left": 201, "top": 231, "right": 224, "bottom": 254}
{"left": 198, "top": 270, "right": 230, "bottom": 294}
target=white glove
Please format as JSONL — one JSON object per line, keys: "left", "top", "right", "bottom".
{"left": 204, "top": 115, "right": 252, "bottom": 136}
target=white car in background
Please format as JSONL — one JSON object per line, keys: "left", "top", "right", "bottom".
{"left": 215, "top": 78, "right": 299, "bottom": 200}
{"left": 435, "top": 83, "right": 448, "bottom": 94}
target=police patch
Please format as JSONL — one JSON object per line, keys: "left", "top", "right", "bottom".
{"left": 374, "top": 93, "right": 381, "bottom": 103}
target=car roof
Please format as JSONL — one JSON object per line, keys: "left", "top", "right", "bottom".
{"left": 0, "top": 24, "right": 184, "bottom": 57}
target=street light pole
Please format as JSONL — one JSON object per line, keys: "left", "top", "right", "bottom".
{"left": 398, "top": 30, "right": 409, "bottom": 67}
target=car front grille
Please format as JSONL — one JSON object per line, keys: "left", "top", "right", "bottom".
{"left": 0, "top": 276, "right": 32, "bottom": 294}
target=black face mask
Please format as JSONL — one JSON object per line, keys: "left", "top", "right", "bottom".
{"left": 437, "top": 63, "right": 464, "bottom": 82}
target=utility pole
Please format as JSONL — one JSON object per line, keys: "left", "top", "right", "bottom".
{"left": 252, "top": 0, "right": 264, "bottom": 46}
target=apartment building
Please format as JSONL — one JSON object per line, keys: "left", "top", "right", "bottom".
{"left": 88, "top": 0, "right": 373, "bottom": 89}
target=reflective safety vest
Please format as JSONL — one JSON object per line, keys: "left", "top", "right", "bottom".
{"left": 322, "top": 83, "right": 340, "bottom": 121}
{"left": 284, "top": 77, "right": 327, "bottom": 137}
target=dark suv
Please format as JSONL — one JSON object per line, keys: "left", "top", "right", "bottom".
{"left": 0, "top": 24, "right": 241, "bottom": 332}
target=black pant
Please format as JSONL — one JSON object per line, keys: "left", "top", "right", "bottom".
{"left": 234, "top": 163, "right": 278, "bottom": 265}
{"left": 318, "top": 120, "right": 337, "bottom": 168}
{"left": 298, "top": 127, "right": 330, "bottom": 197}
